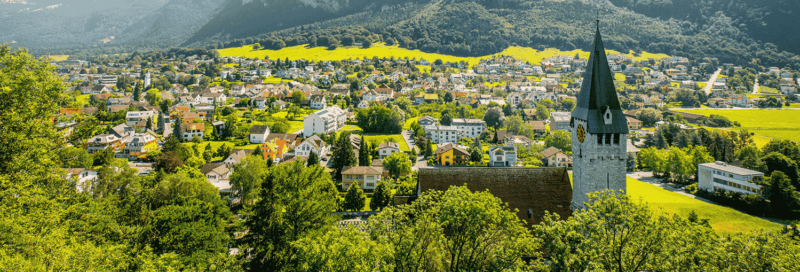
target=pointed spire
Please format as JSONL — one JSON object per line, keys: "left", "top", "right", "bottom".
{"left": 572, "top": 23, "right": 629, "bottom": 134}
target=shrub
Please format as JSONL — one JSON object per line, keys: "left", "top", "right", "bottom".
{"left": 684, "top": 183, "right": 698, "bottom": 194}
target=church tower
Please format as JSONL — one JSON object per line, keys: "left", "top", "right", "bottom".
{"left": 571, "top": 22, "right": 629, "bottom": 209}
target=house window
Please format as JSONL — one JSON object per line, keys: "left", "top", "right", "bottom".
{"left": 597, "top": 134, "right": 603, "bottom": 145}
{"left": 367, "top": 183, "right": 375, "bottom": 187}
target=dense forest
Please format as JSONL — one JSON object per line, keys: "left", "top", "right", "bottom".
{"left": 183, "top": 0, "right": 800, "bottom": 68}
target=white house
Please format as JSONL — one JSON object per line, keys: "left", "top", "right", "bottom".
{"left": 489, "top": 146, "right": 517, "bottom": 167}
{"left": 125, "top": 111, "right": 156, "bottom": 127}
{"left": 698, "top": 161, "right": 764, "bottom": 195}
{"left": 200, "top": 163, "right": 232, "bottom": 194}
{"left": 357, "top": 100, "right": 370, "bottom": 109}
{"left": 377, "top": 142, "right": 401, "bottom": 159}
{"left": 249, "top": 125, "right": 270, "bottom": 144}
{"left": 64, "top": 168, "right": 98, "bottom": 193}
{"left": 303, "top": 105, "right": 347, "bottom": 136}
{"left": 310, "top": 94, "right": 327, "bottom": 109}
{"left": 181, "top": 123, "right": 204, "bottom": 141}
{"left": 341, "top": 166, "right": 383, "bottom": 190}
{"left": 295, "top": 135, "right": 329, "bottom": 157}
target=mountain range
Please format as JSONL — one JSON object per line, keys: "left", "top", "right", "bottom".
{"left": 3, "top": 0, "right": 799, "bottom": 66}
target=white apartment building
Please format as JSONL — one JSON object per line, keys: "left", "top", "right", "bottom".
{"left": 423, "top": 125, "right": 459, "bottom": 144}
{"left": 451, "top": 118, "right": 486, "bottom": 139}
{"left": 303, "top": 105, "right": 347, "bottom": 136}
{"left": 125, "top": 111, "right": 157, "bottom": 127}
{"left": 698, "top": 161, "right": 764, "bottom": 195}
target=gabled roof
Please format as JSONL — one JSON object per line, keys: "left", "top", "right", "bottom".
{"left": 377, "top": 142, "right": 400, "bottom": 150}
{"left": 541, "top": 147, "right": 564, "bottom": 158}
{"left": 250, "top": 125, "right": 270, "bottom": 135}
{"left": 342, "top": 166, "right": 383, "bottom": 175}
{"left": 435, "top": 143, "right": 469, "bottom": 156}
{"left": 572, "top": 24, "right": 628, "bottom": 134}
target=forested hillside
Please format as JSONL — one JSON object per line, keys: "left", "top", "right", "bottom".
{"left": 609, "top": 0, "right": 800, "bottom": 55}
{"left": 187, "top": 0, "right": 800, "bottom": 68}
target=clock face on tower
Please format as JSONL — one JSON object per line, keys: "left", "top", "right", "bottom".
{"left": 577, "top": 124, "right": 586, "bottom": 143}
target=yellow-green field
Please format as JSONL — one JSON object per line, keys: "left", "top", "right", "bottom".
{"left": 759, "top": 86, "right": 781, "bottom": 94}
{"left": 263, "top": 77, "right": 283, "bottom": 84}
{"left": 364, "top": 134, "right": 410, "bottom": 152}
{"left": 614, "top": 73, "right": 626, "bottom": 81}
{"left": 217, "top": 43, "right": 670, "bottom": 68}
{"left": 403, "top": 116, "right": 420, "bottom": 130}
{"left": 676, "top": 109, "right": 800, "bottom": 143}
{"left": 627, "top": 177, "right": 782, "bottom": 232}
{"left": 698, "top": 82, "right": 707, "bottom": 89}
{"left": 47, "top": 55, "right": 69, "bottom": 61}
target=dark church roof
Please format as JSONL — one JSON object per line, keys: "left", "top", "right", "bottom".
{"left": 572, "top": 24, "right": 629, "bottom": 134}
{"left": 417, "top": 167, "right": 572, "bottom": 227}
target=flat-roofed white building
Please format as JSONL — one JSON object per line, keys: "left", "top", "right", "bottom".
{"left": 303, "top": 105, "right": 347, "bottom": 136}
{"left": 423, "top": 125, "right": 459, "bottom": 144}
{"left": 452, "top": 118, "right": 486, "bottom": 139}
{"left": 698, "top": 161, "right": 764, "bottom": 195}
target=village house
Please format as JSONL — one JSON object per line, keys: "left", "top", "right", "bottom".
{"left": 451, "top": 118, "right": 486, "bottom": 139}
{"left": 303, "top": 105, "right": 347, "bottom": 136}
{"left": 698, "top": 161, "right": 764, "bottom": 195}
{"left": 294, "top": 135, "right": 329, "bottom": 158}
{"left": 341, "top": 166, "right": 383, "bottom": 190}
{"left": 249, "top": 125, "right": 270, "bottom": 144}
{"left": 423, "top": 125, "right": 459, "bottom": 144}
{"left": 64, "top": 168, "right": 98, "bottom": 193}
{"left": 626, "top": 117, "right": 642, "bottom": 130}
{"left": 435, "top": 143, "right": 470, "bottom": 166}
{"left": 549, "top": 112, "right": 572, "bottom": 132}
{"left": 377, "top": 142, "right": 401, "bottom": 159}
{"left": 541, "top": 147, "right": 572, "bottom": 167}
{"left": 181, "top": 123, "right": 204, "bottom": 141}
{"left": 489, "top": 146, "right": 517, "bottom": 167}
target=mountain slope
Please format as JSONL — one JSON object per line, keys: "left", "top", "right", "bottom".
{"left": 609, "top": 0, "right": 800, "bottom": 55}
{"left": 190, "top": 0, "right": 800, "bottom": 67}
{"left": 116, "top": 0, "right": 226, "bottom": 48}
{"left": 182, "top": 0, "right": 418, "bottom": 46}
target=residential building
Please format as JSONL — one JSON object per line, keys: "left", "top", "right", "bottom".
{"left": 728, "top": 94, "right": 752, "bottom": 108}
{"left": 377, "top": 142, "right": 401, "bottom": 159}
{"left": 451, "top": 118, "right": 486, "bottom": 139}
{"left": 423, "top": 125, "right": 459, "bottom": 144}
{"left": 303, "top": 105, "right": 347, "bottom": 136}
{"left": 698, "top": 161, "right": 764, "bottom": 195}
{"left": 223, "top": 150, "right": 249, "bottom": 166}
{"left": 341, "top": 166, "right": 383, "bottom": 190}
{"left": 434, "top": 143, "right": 470, "bottom": 166}
{"left": 295, "top": 135, "right": 329, "bottom": 157}
{"left": 527, "top": 120, "right": 546, "bottom": 135}
{"left": 249, "top": 125, "right": 270, "bottom": 144}
{"left": 357, "top": 100, "right": 370, "bottom": 109}
{"left": 541, "top": 147, "right": 572, "bottom": 168}
{"left": 64, "top": 168, "right": 98, "bottom": 193}
{"left": 708, "top": 98, "right": 728, "bottom": 108}
{"left": 200, "top": 163, "right": 232, "bottom": 195}
{"left": 626, "top": 117, "right": 642, "bottom": 130}
{"left": 122, "top": 133, "right": 157, "bottom": 160}
{"left": 181, "top": 123, "right": 204, "bottom": 141}
{"left": 549, "top": 112, "right": 571, "bottom": 133}
{"left": 125, "top": 111, "right": 156, "bottom": 127}
{"left": 418, "top": 115, "right": 439, "bottom": 127}
{"left": 310, "top": 94, "right": 327, "bottom": 109}
{"left": 489, "top": 146, "right": 517, "bottom": 167}
{"left": 85, "top": 134, "right": 123, "bottom": 154}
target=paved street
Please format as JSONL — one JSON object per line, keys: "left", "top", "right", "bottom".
{"left": 703, "top": 68, "right": 722, "bottom": 95}
{"left": 752, "top": 77, "right": 759, "bottom": 94}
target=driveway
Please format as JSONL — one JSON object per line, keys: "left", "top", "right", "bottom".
{"left": 752, "top": 77, "right": 759, "bottom": 94}
{"left": 401, "top": 130, "right": 418, "bottom": 153}
{"left": 703, "top": 68, "right": 722, "bottom": 95}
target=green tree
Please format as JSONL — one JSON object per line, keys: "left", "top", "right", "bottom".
{"left": 545, "top": 130, "right": 572, "bottom": 153}
{"left": 636, "top": 108, "right": 662, "bottom": 127}
{"left": 173, "top": 116, "right": 184, "bottom": 142}
{"left": 202, "top": 143, "right": 213, "bottom": 163}
{"left": 483, "top": 107, "right": 504, "bottom": 129}
{"left": 230, "top": 155, "right": 268, "bottom": 206}
{"left": 145, "top": 88, "right": 162, "bottom": 106}
{"left": 306, "top": 151, "right": 319, "bottom": 167}
{"left": 331, "top": 132, "right": 357, "bottom": 178}
{"left": 343, "top": 182, "right": 366, "bottom": 212}
{"left": 54, "top": 147, "right": 93, "bottom": 169}
{"left": 358, "top": 136, "right": 371, "bottom": 166}
{"left": 93, "top": 148, "right": 116, "bottom": 167}
{"left": 370, "top": 186, "right": 537, "bottom": 271}
{"left": 762, "top": 152, "right": 800, "bottom": 188}
{"left": 370, "top": 180, "right": 393, "bottom": 211}
{"left": 762, "top": 171, "right": 800, "bottom": 218}
{"left": 382, "top": 152, "right": 412, "bottom": 179}
{"left": 535, "top": 104, "right": 550, "bottom": 120}
{"left": 239, "top": 161, "right": 338, "bottom": 271}
{"left": 441, "top": 113, "right": 454, "bottom": 126}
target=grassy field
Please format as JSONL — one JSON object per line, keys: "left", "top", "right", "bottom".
{"left": 615, "top": 73, "right": 626, "bottom": 81}
{"left": 182, "top": 141, "right": 262, "bottom": 160}
{"left": 676, "top": 109, "right": 800, "bottom": 143}
{"left": 403, "top": 116, "right": 420, "bottom": 130}
{"left": 627, "top": 177, "right": 782, "bottom": 232}
{"left": 263, "top": 77, "right": 283, "bottom": 84}
{"left": 698, "top": 82, "right": 707, "bottom": 89}
{"left": 218, "top": 43, "right": 670, "bottom": 68}
{"left": 339, "top": 125, "right": 363, "bottom": 131}
{"left": 364, "top": 134, "right": 410, "bottom": 152}
{"left": 759, "top": 86, "right": 781, "bottom": 94}
{"left": 47, "top": 55, "right": 69, "bottom": 61}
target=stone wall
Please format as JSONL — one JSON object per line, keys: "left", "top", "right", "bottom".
{"left": 571, "top": 118, "right": 628, "bottom": 209}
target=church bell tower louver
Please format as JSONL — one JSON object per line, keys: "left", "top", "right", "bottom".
{"left": 570, "top": 21, "right": 629, "bottom": 209}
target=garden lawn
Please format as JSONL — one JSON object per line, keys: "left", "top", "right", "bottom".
{"left": 676, "top": 109, "right": 800, "bottom": 143}
{"left": 759, "top": 86, "right": 781, "bottom": 94}
{"left": 403, "top": 116, "right": 420, "bottom": 130}
{"left": 627, "top": 177, "right": 782, "bottom": 232}
{"left": 74, "top": 94, "right": 91, "bottom": 107}
{"left": 181, "top": 141, "right": 260, "bottom": 161}
{"left": 47, "top": 55, "right": 69, "bottom": 61}
{"left": 697, "top": 82, "right": 707, "bottom": 89}
{"left": 339, "top": 125, "right": 363, "bottom": 132}
{"left": 218, "top": 43, "right": 668, "bottom": 68}
{"left": 364, "top": 134, "right": 410, "bottom": 152}
{"left": 615, "top": 73, "right": 626, "bottom": 82}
